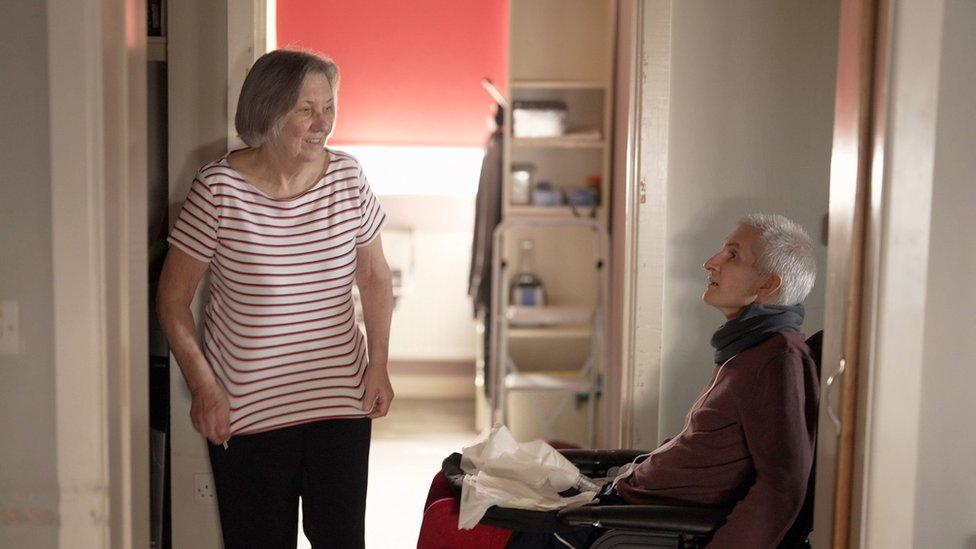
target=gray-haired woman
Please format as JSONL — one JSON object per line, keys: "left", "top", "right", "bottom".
{"left": 157, "top": 49, "right": 394, "bottom": 548}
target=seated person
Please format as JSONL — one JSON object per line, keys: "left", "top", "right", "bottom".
{"left": 609, "top": 213, "right": 820, "bottom": 547}
{"left": 468, "top": 213, "right": 818, "bottom": 549}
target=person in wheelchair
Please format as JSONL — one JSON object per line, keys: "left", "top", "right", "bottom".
{"left": 600, "top": 213, "right": 820, "bottom": 547}
{"left": 426, "top": 213, "right": 820, "bottom": 548}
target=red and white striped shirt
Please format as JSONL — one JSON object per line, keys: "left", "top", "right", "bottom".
{"left": 167, "top": 149, "right": 386, "bottom": 435}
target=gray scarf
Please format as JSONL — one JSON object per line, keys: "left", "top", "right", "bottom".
{"left": 710, "top": 303, "right": 805, "bottom": 363}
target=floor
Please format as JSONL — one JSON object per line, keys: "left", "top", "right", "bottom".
{"left": 297, "top": 398, "right": 478, "bottom": 549}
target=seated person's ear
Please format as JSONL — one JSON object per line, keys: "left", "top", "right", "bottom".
{"left": 757, "top": 274, "right": 783, "bottom": 302}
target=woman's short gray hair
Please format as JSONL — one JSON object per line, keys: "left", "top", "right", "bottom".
{"left": 740, "top": 213, "right": 817, "bottom": 306}
{"left": 235, "top": 49, "right": 340, "bottom": 148}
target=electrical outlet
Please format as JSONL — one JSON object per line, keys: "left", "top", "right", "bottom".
{"left": 0, "top": 300, "right": 20, "bottom": 355}
{"left": 194, "top": 472, "right": 215, "bottom": 504}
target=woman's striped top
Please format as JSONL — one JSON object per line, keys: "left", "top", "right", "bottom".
{"left": 167, "top": 149, "right": 386, "bottom": 435}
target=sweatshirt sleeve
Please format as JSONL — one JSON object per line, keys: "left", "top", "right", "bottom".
{"left": 707, "top": 350, "right": 814, "bottom": 548}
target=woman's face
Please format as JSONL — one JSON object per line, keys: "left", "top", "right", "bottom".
{"left": 273, "top": 72, "right": 335, "bottom": 162}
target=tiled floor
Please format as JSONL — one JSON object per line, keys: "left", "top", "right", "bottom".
{"left": 298, "top": 398, "right": 478, "bottom": 549}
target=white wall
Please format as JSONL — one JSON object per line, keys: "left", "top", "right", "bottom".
{"left": 347, "top": 149, "right": 480, "bottom": 398}
{"left": 377, "top": 195, "right": 477, "bottom": 399}
{"left": 912, "top": 0, "right": 976, "bottom": 544}
{"left": 339, "top": 145, "right": 482, "bottom": 365}
{"left": 167, "top": 1, "right": 229, "bottom": 547}
{"left": 651, "top": 0, "right": 839, "bottom": 439}
{"left": 339, "top": 146, "right": 480, "bottom": 365}
{"left": 383, "top": 226, "right": 476, "bottom": 362}
{"left": 0, "top": 2, "right": 59, "bottom": 546}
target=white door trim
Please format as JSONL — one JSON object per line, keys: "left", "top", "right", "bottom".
{"left": 48, "top": 0, "right": 149, "bottom": 547}
{"left": 626, "top": 0, "right": 673, "bottom": 451}
{"left": 856, "top": 0, "right": 945, "bottom": 545}
{"left": 49, "top": 1, "right": 110, "bottom": 544}
{"left": 608, "top": 0, "right": 643, "bottom": 449}
{"left": 227, "top": 0, "right": 274, "bottom": 150}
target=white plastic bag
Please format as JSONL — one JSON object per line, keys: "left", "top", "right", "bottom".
{"left": 457, "top": 424, "right": 598, "bottom": 529}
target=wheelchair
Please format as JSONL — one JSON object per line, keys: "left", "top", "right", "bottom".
{"left": 419, "top": 331, "right": 821, "bottom": 548}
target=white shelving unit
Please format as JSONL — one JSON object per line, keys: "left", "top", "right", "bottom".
{"left": 491, "top": 219, "right": 608, "bottom": 449}
{"left": 477, "top": 0, "right": 617, "bottom": 448}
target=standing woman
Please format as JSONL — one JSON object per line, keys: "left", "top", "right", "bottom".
{"left": 157, "top": 49, "right": 394, "bottom": 548}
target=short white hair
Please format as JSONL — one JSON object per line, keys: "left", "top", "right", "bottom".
{"left": 739, "top": 213, "right": 817, "bottom": 306}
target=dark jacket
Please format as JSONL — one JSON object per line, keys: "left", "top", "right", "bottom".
{"left": 468, "top": 129, "right": 503, "bottom": 314}
{"left": 617, "top": 332, "right": 819, "bottom": 548}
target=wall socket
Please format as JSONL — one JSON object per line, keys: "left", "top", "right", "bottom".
{"left": 0, "top": 300, "right": 20, "bottom": 356}
{"left": 193, "top": 472, "right": 215, "bottom": 503}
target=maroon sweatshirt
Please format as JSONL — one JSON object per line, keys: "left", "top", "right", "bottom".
{"left": 616, "top": 332, "right": 819, "bottom": 548}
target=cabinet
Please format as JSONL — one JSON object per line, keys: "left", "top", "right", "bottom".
{"left": 481, "top": 0, "right": 616, "bottom": 448}
{"left": 504, "top": 0, "right": 615, "bottom": 222}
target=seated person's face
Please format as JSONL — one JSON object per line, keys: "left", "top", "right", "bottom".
{"left": 702, "top": 224, "right": 779, "bottom": 319}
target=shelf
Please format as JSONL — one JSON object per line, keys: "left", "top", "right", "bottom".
{"left": 506, "top": 306, "right": 593, "bottom": 327}
{"left": 497, "top": 0, "right": 613, "bottom": 449}
{"left": 148, "top": 36, "right": 166, "bottom": 62}
{"left": 509, "top": 325, "right": 592, "bottom": 339}
{"left": 504, "top": 371, "right": 596, "bottom": 392}
{"left": 511, "top": 80, "right": 607, "bottom": 90}
{"left": 505, "top": 205, "right": 601, "bottom": 219}
{"left": 512, "top": 137, "right": 605, "bottom": 149}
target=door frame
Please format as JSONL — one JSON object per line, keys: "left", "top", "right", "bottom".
{"left": 813, "top": 0, "right": 951, "bottom": 546}
{"left": 848, "top": 0, "right": 949, "bottom": 545}
{"left": 47, "top": 0, "right": 149, "bottom": 546}
{"left": 810, "top": 0, "right": 886, "bottom": 545}
{"left": 617, "top": 0, "right": 673, "bottom": 451}
{"left": 608, "top": 0, "right": 647, "bottom": 450}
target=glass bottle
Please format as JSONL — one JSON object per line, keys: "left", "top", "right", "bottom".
{"left": 510, "top": 239, "right": 546, "bottom": 307}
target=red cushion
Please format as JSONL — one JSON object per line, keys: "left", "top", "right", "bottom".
{"left": 418, "top": 497, "right": 512, "bottom": 549}
{"left": 418, "top": 442, "right": 581, "bottom": 547}
{"left": 424, "top": 472, "right": 456, "bottom": 510}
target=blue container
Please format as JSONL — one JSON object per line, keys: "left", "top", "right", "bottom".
{"left": 531, "top": 182, "right": 564, "bottom": 206}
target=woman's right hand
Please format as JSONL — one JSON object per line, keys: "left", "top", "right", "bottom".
{"left": 190, "top": 381, "right": 231, "bottom": 445}
{"left": 157, "top": 247, "right": 230, "bottom": 445}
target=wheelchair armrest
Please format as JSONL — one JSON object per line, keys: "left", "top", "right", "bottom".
{"left": 556, "top": 504, "right": 730, "bottom": 536}
{"left": 558, "top": 449, "right": 648, "bottom": 477}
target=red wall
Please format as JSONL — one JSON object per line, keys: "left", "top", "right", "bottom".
{"left": 277, "top": 0, "right": 508, "bottom": 147}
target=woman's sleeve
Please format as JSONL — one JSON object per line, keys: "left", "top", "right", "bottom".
{"left": 354, "top": 165, "right": 386, "bottom": 247}
{"left": 167, "top": 176, "right": 220, "bottom": 263}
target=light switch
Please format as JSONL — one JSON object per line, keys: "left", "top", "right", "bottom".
{"left": 0, "top": 300, "right": 20, "bottom": 355}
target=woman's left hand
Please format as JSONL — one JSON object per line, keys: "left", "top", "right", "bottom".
{"left": 363, "top": 364, "right": 394, "bottom": 418}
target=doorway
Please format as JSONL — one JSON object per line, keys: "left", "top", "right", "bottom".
{"left": 627, "top": 0, "right": 841, "bottom": 543}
